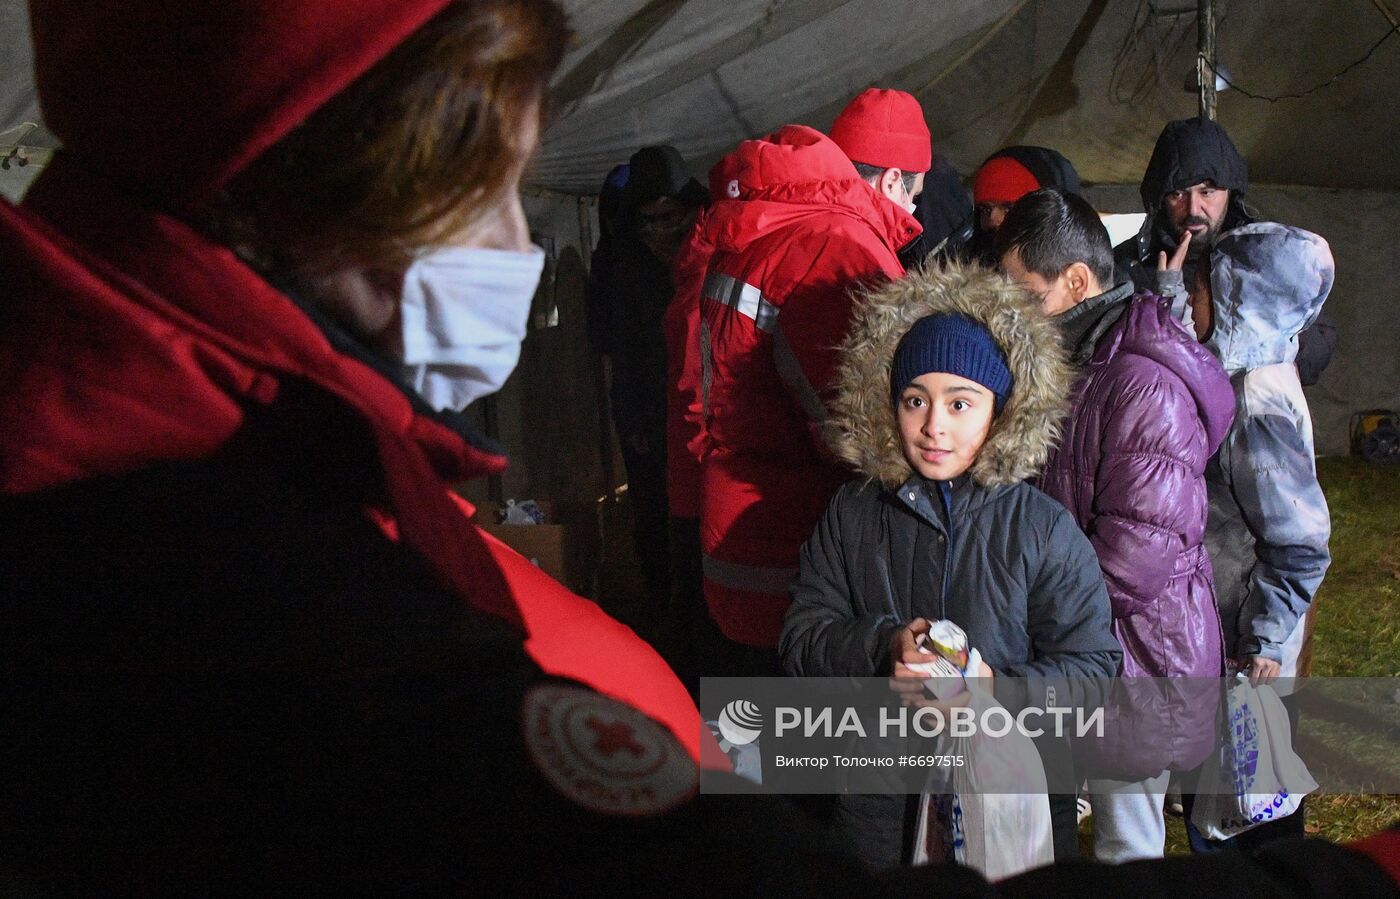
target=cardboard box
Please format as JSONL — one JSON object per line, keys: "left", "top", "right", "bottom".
{"left": 472, "top": 500, "right": 596, "bottom": 595}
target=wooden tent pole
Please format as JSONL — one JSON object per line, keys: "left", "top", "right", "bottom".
{"left": 1197, "top": 0, "right": 1217, "bottom": 120}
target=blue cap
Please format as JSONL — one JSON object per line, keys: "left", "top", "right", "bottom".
{"left": 603, "top": 163, "right": 630, "bottom": 193}
{"left": 890, "top": 314, "right": 1012, "bottom": 411}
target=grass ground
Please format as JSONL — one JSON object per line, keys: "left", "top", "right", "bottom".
{"left": 1091, "top": 457, "right": 1400, "bottom": 853}
{"left": 592, "top": 457, "right": 1400, "bottom": 853}
{"left": 1249, "top": 457, "right": 1400, "bottom": 845}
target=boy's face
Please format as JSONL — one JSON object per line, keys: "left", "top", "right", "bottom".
{"left": 999, "top": 249, "right": 1096, "bottom": 316}
{"left": 896, "top": 372, "right": 996, "bottom": 482}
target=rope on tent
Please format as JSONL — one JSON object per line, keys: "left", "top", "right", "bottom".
{"left": 1110, "top": 0, "right": 1197, "bottom": 107}
{"left": 1206, "top": 20, "right": 1398, "bottom": 102}
{"left": 910, "top": 0, "right": 1035, "bottom": 97}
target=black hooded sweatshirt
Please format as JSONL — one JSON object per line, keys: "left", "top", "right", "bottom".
{"left": 899, "top": 154, "right": 974, "bottom": 269}
{"left": 1114, "top": 118, "right": 1335, "bottom": 385}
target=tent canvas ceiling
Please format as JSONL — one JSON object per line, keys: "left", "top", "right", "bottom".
{"left": 5, "top": 0, "right": 1400, "bottom": 195}
{"left": 535, "top": 0, "right": 1400, "bottom": 194}
{"left": 2, "top": 0, "right": 1397, "bottom": 469}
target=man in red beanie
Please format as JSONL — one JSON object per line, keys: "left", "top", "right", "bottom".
{"left": 691, "top": 89, "right": 927, "bottom": 675}
{"left": 830, "top": 87, "right": 932, "bottom": 219}
{"left": 964, "top": 145, "right": 1083, "bottom": 265}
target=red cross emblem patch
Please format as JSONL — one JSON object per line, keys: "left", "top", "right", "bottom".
{"left": 522, "top": 683, "right": 697, "bottom": 816}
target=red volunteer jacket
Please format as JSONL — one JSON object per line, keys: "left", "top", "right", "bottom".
{"left": 665, "top": 152, "right": 747, "bottom": 520}
{"left": 694, "top": 125, "right": 919, "bottom": 647}
{"left": 0, "top": 0, "right": 718, "bottom": 769}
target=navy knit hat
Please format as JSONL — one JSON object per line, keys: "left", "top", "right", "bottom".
{"left": 890, "top": 314, "right": 1013, "bottom": 411}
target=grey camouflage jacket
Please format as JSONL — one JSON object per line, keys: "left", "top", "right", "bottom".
{"left": 1203, "top": 223, "right": 1333, "bottom": 666}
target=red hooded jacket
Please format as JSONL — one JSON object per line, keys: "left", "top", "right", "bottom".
{"left": 694, "top": 125, "right": 919, "bottom": 648}
{"left": 663, "top": 151, "right": 745, "bottom": 519}
{"left": 1, "top": 0, "right": 715, "bottom": 768}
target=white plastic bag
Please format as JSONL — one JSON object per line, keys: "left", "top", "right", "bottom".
{"left": 704, "top": 719, "right": 762, "bottom": 785}
{"left": 1190, "top": 674, "right": 1317, "bottom": 841}
{"left": 912, "top": 688, "right": 1053, "bottom": 880}
{"left": 501, "top": 498, "right": 545, "bottom": 524}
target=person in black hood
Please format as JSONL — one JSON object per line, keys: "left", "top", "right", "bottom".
{"left": 961, "top": 145, "right": 1082, "bottom": 266}
{"left": 584, "top": 163, "right": 631, "bottom": 355}
{"left": 1114, "top": 117, "right": 1336, "bottom": 385}
{"left": 899, "top": 154, "right": 974, "bottom": 269}
{"left": 586, "top": 145, "right": 706, "bottom": 606}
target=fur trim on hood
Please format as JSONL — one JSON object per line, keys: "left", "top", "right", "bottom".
{"left": 828, "top": 263, "right": 1072, "bottom": 488}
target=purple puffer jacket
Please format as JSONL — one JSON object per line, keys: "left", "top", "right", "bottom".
{"left": 1040, "top": 290, "right": 1234, "bottom": 777}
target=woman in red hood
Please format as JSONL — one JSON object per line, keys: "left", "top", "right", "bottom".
{"left": 0, "top": 0, "right": 732, "bottom": 890}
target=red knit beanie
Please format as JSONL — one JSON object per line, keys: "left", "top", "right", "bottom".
{"left": 973, "top": 155, "right": 1042, "bottom": 205}
{"left": 829, "top": 89, "right": 931, "bottom": 173}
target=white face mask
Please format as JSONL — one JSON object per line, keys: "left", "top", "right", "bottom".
{"left": 399, "top": 245, "right": 546, "bottom": 412}
{"left": 880, "top": 175, "right": 917, "bottom": 216}
{"left": 898, "top": 180, "right": 918, "bottom": 215}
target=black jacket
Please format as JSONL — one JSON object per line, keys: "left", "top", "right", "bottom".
{"left": 778, "top": 476, "right": 1124, "bottom": 870}
{"left": 782, "top": 476, "right": 1120, "bottom": 683}
{"left": 900, "top": 154, "right": 974, "bottom": 269}
{"left": 586, "top": 229, "right": 673, "bottom": 441}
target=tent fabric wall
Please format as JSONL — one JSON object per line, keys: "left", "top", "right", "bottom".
{"left": 535, "top": 0, "right": 1018, "bottom": 189}
{"left": 8, "top": 0, "right": 1400, "bottom": 194}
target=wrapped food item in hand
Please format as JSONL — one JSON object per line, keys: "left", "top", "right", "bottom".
{"left": 907, "top": 649, "right": 963, "bottom": 679}
{"left": 904, "top": 620, "right": 976, "bottom": 700}
{"left": 922, "top": 619, "right": 970, "bottom": 669}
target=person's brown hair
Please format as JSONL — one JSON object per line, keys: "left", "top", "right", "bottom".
{"left": 211, "top": 0, "right": 568, "bottom": 276}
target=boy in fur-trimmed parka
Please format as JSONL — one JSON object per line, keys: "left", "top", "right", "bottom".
{"left": 779, "top": 266, "right": 1121, "bottom": 869}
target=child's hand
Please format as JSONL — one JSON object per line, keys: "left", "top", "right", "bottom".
{"left": 889, "top": 618, "right": 982, "bottom": 710}
{"left": 888, "top": 617, "right": 933, "bottom": 674}
{"left": 889, "top": 618, "right": 936, "bottom": 705}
